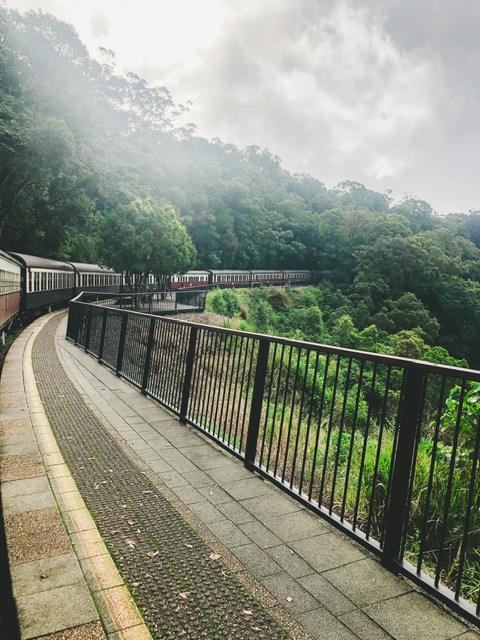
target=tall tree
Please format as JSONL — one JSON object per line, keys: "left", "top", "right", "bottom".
{"left": 102, "top": 198, "right": 196, "bottom": 290}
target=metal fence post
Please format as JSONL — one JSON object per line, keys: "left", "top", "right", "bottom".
{"left": 245, "top": 339, "right": 270, "bottom": 471}
{"left": 98, "top": 307, "right": 108, "bottom": 363}
{"left": 142, "top": 317, "right": 157, "bottom": 395}
{"left": 116, "top": 313, "right": 128, "bottom": 376}
{"left": 84, "top": 305, "right": 93, "bottom": 353}
{"left": 66, "top": 302, "right": 77, "bottom": 343}
{"left": 180, "top": 325, "right": 198, "bottom": 424}
{"left": 382, "top": 367, "right": 425, "bottom": 570}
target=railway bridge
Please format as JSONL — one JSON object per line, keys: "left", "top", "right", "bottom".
{"left": 0, "top": 310, "right": 479, "bottom": 639}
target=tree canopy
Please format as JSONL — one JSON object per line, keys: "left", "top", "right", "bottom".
{"left": 2, "top": 7, "right": 480, "bottom": 366}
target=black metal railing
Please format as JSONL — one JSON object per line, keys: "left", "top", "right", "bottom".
{"left": 66, "top": 296, "right": 480, "bottom": 626}
{"left": 77, "top": 290, "right": 206, "bottom": 315}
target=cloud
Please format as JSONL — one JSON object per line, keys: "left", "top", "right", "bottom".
{"left": 165, "top": 1, "right": 440, "bottom": 187}
{"left": 90, "top": 8, "right": 110, "bottom": 39}
{"left": 6, "top": 0, "right": 480, "bottom": 213}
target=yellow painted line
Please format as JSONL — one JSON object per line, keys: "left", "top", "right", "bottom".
{"left": 22, "top": 312, "right": 153, "bottom": 640}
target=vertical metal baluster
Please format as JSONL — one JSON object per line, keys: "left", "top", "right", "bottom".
{"left": 353, "top": 361, "right": 377, "bottom": 531}
{"left": 382, "top": 367, "right": 426, "bottom": 571}
{"left": 180, "top": 325, "right": 198, "bottom": 424}
{"left": 329, "top": 357, "right": 353, "bottom": 515}
{"left": 239, "top": 337, "right": 256, "bottom": 454}
{"left": 266, "top": 343, "right": 285, "bottom": 474}
{"left": 274, "top": 345, "right": 294, "bottom": 478}
{"left": 308, "top": 353, "right": 330, "bottom": 502}
{"left": 225, "top": 335, "right": 240, "bottom": 445}
{"left": 434, "top": 380, "right": 467, "bottom": 587}
{"left": 84, "top": 305, "right": 93, "bottom": 353}
{"left": 141, "top": 316, "right": 157, "bottom": 395}
{"left": 98, "top": 307, "right": 108, "bottom": 363}
{"left": 454, "top": 404, "right": 480, "bottom": 599}
{"left": 259, "top": 342, "right": 278, "bottom": 470}
{"left": 245, "top": 340, "right": 270, "bottom": 471}
{"left": 116, "top": 313, "right": 128, "bottom": 376}
{"left": 341, "top": 360, "right": 365, "bottom": 521}
{"left": 366, "top": 365, "right": 392, "bottom": 540}
{"left": 290, "top": 349, "right": 310, "bottom": 489}
{"left": 318, "top": 354, "right": 341, "bottom": 508}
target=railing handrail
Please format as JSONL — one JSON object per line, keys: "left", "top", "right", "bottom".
{"left": 66, "top": 298, "right": 480, "bottom": 627}
{"left": 70, "top": 294, "right": 480, "bottom": 382}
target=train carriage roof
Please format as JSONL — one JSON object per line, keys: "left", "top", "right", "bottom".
{"left": 0, "top": 250, "right": 22, "bottom": 268}
{"left": 68, "top": 262, "right": 117, "bottom": 274}
{"left": 177, "top": 270, "right": 211, "bottom": 275}
{"left": 207, "top": 269, "right": 251, "bottom": 274}
{"left": 7, "top": 252, "right": 75, "bottom": 271}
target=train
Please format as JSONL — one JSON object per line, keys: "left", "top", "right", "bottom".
{"left": 0, "top": 252, "right": 122, "bottom": 332}
{"left": 0, "top": 250, "right": 323, "bottom": 332}
{"left": 169, "top": 269, "right": 323, "bottom": 289}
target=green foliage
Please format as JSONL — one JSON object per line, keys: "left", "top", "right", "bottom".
{"left": 207, "top": 288, "right": 239, "bottom": 318}
{"left": 440, "top": 382, "right": 480, "bottom": 450}
{"left": 208, "top": 290, "right": 227, "bottom": 316}
{"left": 331, "top": 315, "right": 358, "bottom": 349}
{"left": 3, "top": 7, "right": 480, "bottom": 367}
{"left": 102, "top": 198, "right": 196, "bottom": 289}
{"left": 220, "top": 289, "right": 239, "bottom": 317}
{"left": 389, "top": 329, "right": 428, "bottom": 359}
{"left": 249, "top": 299, "right": 275, "bottom": 333}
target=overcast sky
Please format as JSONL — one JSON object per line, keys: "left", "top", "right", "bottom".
{"left": 4, "top": 0, "right": 480, "bottom": 214}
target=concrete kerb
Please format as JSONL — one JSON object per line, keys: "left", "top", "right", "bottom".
{"left": 0, "top": 312, "right": 153, "bottom": 640}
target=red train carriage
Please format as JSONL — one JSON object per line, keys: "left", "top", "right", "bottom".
{"left": 0, "top": 250, "right": 21, "bottom": 330}
{"left": 170, "top": 270, "right": 211, "bottom": 289}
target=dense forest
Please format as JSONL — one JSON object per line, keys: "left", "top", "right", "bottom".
{"left": 2, "top": 8, "right": 480, "bottom": 366}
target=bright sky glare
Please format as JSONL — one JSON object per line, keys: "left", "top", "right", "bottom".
{"left": 4, "top": 0, "right": 480, "bottom": 215}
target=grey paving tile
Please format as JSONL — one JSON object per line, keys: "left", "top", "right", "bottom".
{"left": 232, "top": 544, "right": 283, "bottom": 578}
{"left": 223, "top": 476, "right": 276, "bottom": 500}
{"left": 180, "top": 443, "right": 222, "bottom": 460}
{"left": 339, "top": 609, "right": 394, "bottom": 640}
{"left": 1, "top": 438, "right": 38, "bottom": 456}
{"left": 297, "top": 607, "right": 359, "bottom": 640}
{"left": 136, "top": 447, "right": 161, "bottom": 462}
{"left": 198, "top": 484, "right": 233, "bottom": 504}
{"left": 181, "top": 469, "right": 216, "bottom": 488}
{"left": 240, "top": 493, "right": 301, "bottom": 520}
{"left": 262, "top": 573, "right": 321, "bottom": 615}
{"left": 16, "top": 582, "right": 98, "bottom": 639}
{"left": 1, "top": 475, "right": 50, "bottom": 499}
{"left": 147, "top": 458, "right": 175, "bottom": 474}
{"left": 207, "top": 463, "right": 254, "bottom": 484}
{"left": 207, "top": 520, "right": 252, "bottom": 549}
{"left": 10, "top": 552, "right": 84, "bottom": 596}
{"left": 298, "top": 573, "right": 357, "bottom": 615}
{"left": 216, "top": 500, "right": 256, "bottom": 525}
{"left": 263, "top": 509, "right": 331, "bottom": 542}
{"left": 188, "top": 500, "right": 227, "bottom": 524}
{"left": 364, "top": 592, "right": 469, "bottom": 640}
{"left": 266, "top": 544, "right": 315, "bottom": 578}
{"left": 156, "top": 469, "right": 189, "bottom": 487}
{"left": 3, "top": 488, "right": 56, "bottom": 516}
{"left": 290, "top": 533, "right": 366, "bottom": 572}
{"left": 183, "top": 452, "right": 230, "bottom": 471}
{"left": 157, "top": 450, "right": 199, "bottom": 473}
{"left": 171, "top": 484, "right": 207, "bottom": 505}
{"left": 239, "top": 520, "right": 283, "bottom": 549}
{"left": 323, "top": 557, "right": 412, "bottom": 608}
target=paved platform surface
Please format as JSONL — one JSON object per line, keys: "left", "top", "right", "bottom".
{"left": 1, "top": 311, "right": 480, "bottom": 640}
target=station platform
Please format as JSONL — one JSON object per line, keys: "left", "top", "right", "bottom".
{"left": 1, "top": 311, "right": 479, "bottom": 640}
